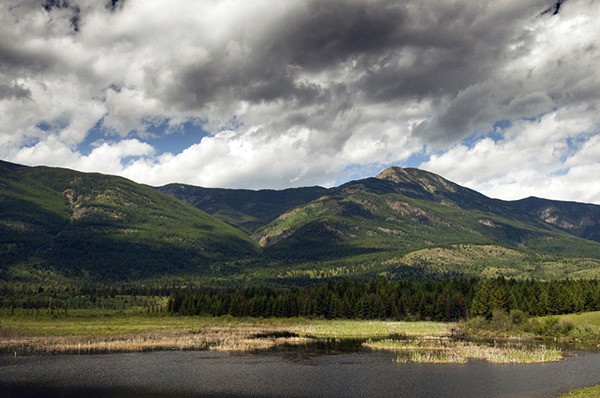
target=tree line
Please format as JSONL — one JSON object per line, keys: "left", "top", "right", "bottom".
{"left": 168, "top": 278, "right": 600, "bottom": 322}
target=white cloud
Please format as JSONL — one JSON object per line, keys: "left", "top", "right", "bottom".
{"left": 120, "top": 127, "right": 340, "bottom": 189}
{"left": 11, "top": 136, "right": 154, "bottom": 177}
{"left": 423, "top": 107, "right": 600, "bottom": 203}
{"left": 102, "top": 88, "right": 163, "bottom": 136}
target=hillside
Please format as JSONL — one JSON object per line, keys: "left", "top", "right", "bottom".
{"left": 512, "top": 196, "right": 600, "bottom": 242}
{"left": 3, "top": 161, "right": 600, "bottom": 284}
{"left": 162, "top": 166, "right": 600, "bottom": 281}
{"left": 158, "top": 184, "right": 327, "bottom": 233}
{"left": 0, "top": 161, "right": 257, "bottom": 281}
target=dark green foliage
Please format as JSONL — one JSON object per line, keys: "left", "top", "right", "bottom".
{"left": 168, "top": 278, "right": 600, "bottom": 322}
{"left": 0, "top": 282, "right": 172, "bottom": 313}
{"left": 4, "top": 276, "right": 600, "bottom": 324}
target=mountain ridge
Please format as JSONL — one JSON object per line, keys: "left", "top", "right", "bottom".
{"left": 160, "top": 166, "right": 600, "bottom": 244}
{"left": 158, "top": 166, "right": 600, "bottom": 280}
{"left": 2, "top": 160, "right": 600, "bottom": 283}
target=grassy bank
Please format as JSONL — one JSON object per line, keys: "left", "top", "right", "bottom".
{"left": 560, "top": 384, "right": 600, "bottom": 397}
{"left": 0, "top": 309, "right": 452, "bottom": 337}
{"left": 543, "top": 311, "right": 600, "bottom": 328}
{"left": 456, "top": 309, "right": 600, "bottom": 346}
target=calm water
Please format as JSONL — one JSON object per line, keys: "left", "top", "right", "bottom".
{"left": 1, "top": 348, "right": 600, "bottom": 398}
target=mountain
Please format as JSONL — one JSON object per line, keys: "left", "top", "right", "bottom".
{"left": 161, "top": 166, "right": 600, "bottom": 281}
{"left": 0, "top": 160, "right": 257, "bottom": 281}
{"left": 372, "top": 168, "right": 600, "bottom": 245}
{"left": 158, "top": 184, "right": 327, "bottom": 234}
{"left": 3, "top": 160, "right": 600, "bottom": 284}
{"left": 512, "top": 196, "right": 600, "bottom": 242}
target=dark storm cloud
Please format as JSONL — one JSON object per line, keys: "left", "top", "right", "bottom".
{"left": 0, "top": 40, "right": 57, "bottom": 74}
{"left": 269, "top": 1, "right": 407, "bottom": 70}
{"left": 106, "top": 0, "right": 125, "bottom": 12}
{"left": 168, "top": 0, "right": 555, "bottom": 142}
{"left": 42, "top": 0, "right": 70, "bottom": 12}
{"left": 42, "top": 0, "right": 81, "bottom": 32}
{"left": 0, "top": 82, "right": 31, "bottom": 100}
{"left": 541, "top": 0, "right": 568, "bottom": 15}
{"left": 170, "top": 0, "right": 406, "bottom": 109}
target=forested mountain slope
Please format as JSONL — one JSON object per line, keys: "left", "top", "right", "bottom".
{"left": 162, "top": 166, "right": 600, "bottom": 281}
{"left": 0, "top": 160, "right": 257, "bottom": 281}
{"left": 3, "top": 160, "right": 600, "bottom": 284}
{"left": 158, "top": 184, "right": 327, "bottom": 233}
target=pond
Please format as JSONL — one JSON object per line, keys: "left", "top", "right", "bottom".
{"left": 1, "top": 344, "right": 600, "bottom": 397}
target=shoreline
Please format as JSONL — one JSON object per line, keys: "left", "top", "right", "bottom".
{"left": 2, "top": 312, "right": 592, "bottom": 364}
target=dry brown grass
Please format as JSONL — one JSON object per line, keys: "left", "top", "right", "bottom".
{"left": 364, "top": 338, "right": 563, "bottom": 364}
{"left": 0, "top": 326, "right": 315, "bottom": 355}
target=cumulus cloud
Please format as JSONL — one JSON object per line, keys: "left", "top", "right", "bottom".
{"left": 11, "top": 136, "right": 154, "bottom": 176}
{"left": 422, "top": 105, "right": 600, "bottom": 202}
{"left": 0, "top": 0, "right": 599, "bottom": 202}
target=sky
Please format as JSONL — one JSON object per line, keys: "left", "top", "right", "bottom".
{"left": 1, "top": 0, "right": 600, "bottom": 203}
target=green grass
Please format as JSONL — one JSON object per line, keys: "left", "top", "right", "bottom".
{"left": 0, "top": 311, "right": 452, "bottom": 338}
{"left": 0, "top": 311, "right": 296, "bottom": 337}
{"left": 1, "top": 311, "right": 194, "bottom": 336}
{"left": 547, "top": 311, "right": 600, "bottom": 328}
{"left": 301, "top": 319, "right": 452, "bottom": 338}
{"left": 0, "top": 311, "right": 455, "bottom": 355}
{"left": 560, "top": 385, "right": 600, "bottom": 397}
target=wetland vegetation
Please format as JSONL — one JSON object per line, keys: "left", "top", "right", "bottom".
{"left": 1, "top": 307, "right": 599, "bottom": 364}
{"left": 0, "top": 310, "right": 451, "bottom": 355}
{"left": 2, "top": 277, "right": 600, "bottom": 363}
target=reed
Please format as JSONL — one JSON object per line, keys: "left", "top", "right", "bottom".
{"left": 364, "top": 338, "right": 562, "bottom": 364}
{"left": 0, "top": 327, "right": 315, "bottom": 355}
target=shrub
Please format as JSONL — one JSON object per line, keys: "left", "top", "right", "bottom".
{"left": 509, "top": 310, "right": 528, "bottom": 327}
{"left": 569, "top": 323, "right": 600, "bottom": 342}
{"left": 526, "top": 317, "right": 574, "bottom": 337}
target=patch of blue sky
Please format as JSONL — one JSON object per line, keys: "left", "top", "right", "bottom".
{"left": 492, "top": 119, "right": 512, "bottom": 131}
{"left": 79, "top": 119, "right": 106, "bottom": 155}
{"left": 459, "top": 119, "right": 512, "bottom": 149}
{"left": 35, "top": 115, "right": 70, "bottom": 133}
{"left": 335, "top": 148, "right": 430, "bottom": 185}
{"left": 35, "top": 121, "right": 52, "bottom": 131}
{"left": 78, "top": 117, "right": 212, "bottom": 156}
{"left": 404, "top": 148, "right": 430, "bottom": 168}
{"left": 335, "top": 162, "right": 391, "bottom": 185}
{"left": 521, "top": 108, "right": 557, "bottom": 123}
{"left": 143, "top": 119, "right": 211, "bottom": 155}
{"left": 559, "top": 133, "right": 594, "bottom": 163}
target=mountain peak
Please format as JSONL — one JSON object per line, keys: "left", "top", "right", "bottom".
{"left": 375, "top": 166, "right": 458, "bottom": 194}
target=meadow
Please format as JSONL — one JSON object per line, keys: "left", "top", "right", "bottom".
{"left": 2, "top": 308, "right": 599, "bottom": 366}
{"left": 547, "top": 311, "right": 600, "bottom": 328}
{"left": 0, "top": 309, "right": 452, "bottom": 355}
